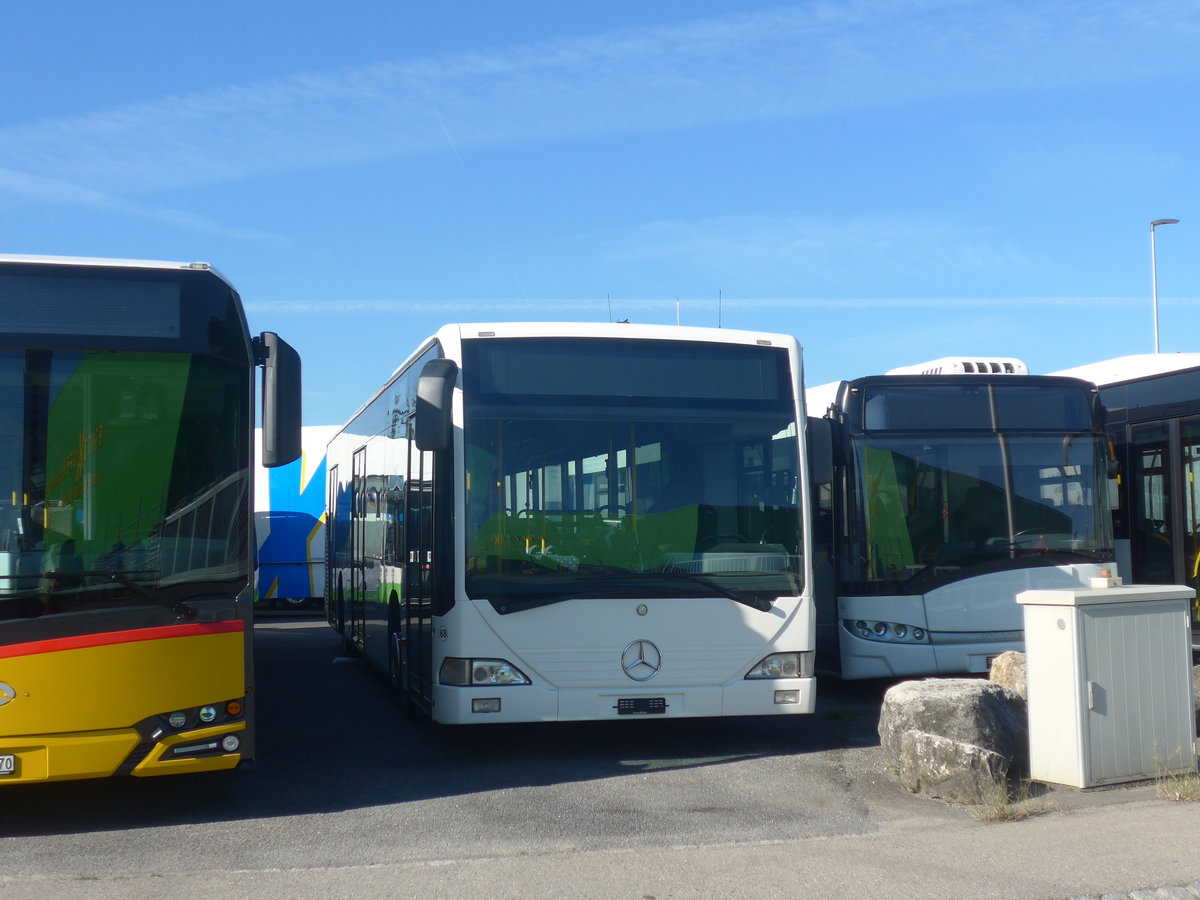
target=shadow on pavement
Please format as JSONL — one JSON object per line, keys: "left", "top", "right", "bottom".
{"left": 0, "top": 619, "right": 897, "bottom": 837}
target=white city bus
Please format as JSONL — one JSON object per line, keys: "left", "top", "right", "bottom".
{"left": 1053, "top": 353, "right": 1200, "bottom": 627}
{"left": 808, "top": 358, "right": 1115, "bottom": 679}
{"left": 325, "top": 323, "right": 820, "bottom": 723}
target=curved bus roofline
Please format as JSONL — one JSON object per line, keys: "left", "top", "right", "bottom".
{"left": 0, "top": 253, "right": 235, "bottom": 289}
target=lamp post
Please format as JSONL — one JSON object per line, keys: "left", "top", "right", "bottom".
{"left": 1151, "top": 218, "right": 1180, "bottom": 353}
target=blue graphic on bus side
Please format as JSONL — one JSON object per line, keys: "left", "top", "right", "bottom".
{"left": 256, "top": 449, "right": 326, "bottom": 605}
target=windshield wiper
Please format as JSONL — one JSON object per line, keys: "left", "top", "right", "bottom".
{"left": 656, "top": 571, "right": 775, "bottom": 612}
{"left": 480, "top": 571, "right": 778, "bottom": 614}
{"left": 13, "top": 570, "right": 197, "bottom": 621}
{"left": 898, "top": 545, "right": 1109, "bottom": 595}
{"left": 94, "top": 571, "right": 198, "bottom": 621}
{"left": 897, "top": 556, "right": 964, "bottom": 593}
{"left": 1011, "top": 546, "right": 1110, "bottom": 562}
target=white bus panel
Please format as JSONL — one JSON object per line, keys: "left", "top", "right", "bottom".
{"left": 326, "top": 323, "right": 819, "bottom": 723}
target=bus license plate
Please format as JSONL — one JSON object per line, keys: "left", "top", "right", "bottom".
{"left": 0, "top": 755, "right": 14, "bottom": 776}
{"left": 617, "top": 698, "right": 666, "bottom": 715}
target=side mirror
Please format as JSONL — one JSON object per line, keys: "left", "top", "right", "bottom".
{"left": 806, "top": 416, "right": 834, "bottom": 486}
{"left": 415, "top": 359, "right": 459, "bottom": 451}
{"left": 260, "top": 332, "right": 302, "bottom": 467}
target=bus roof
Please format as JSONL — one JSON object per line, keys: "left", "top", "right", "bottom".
{"left": 383, "top": 321, "right": 802, "bottom": 392}
{"left": 1049, "top": 353, "right": 1200, "bottom": 387}
{"left": 441, "top": 321, "right": 797, "bottom": 346}
{"left": 0, "top": 253, "right": 234, "bottom": 288}
{"left": 336, "top": 321, "right": 805, "bottom": 435}
{"left": 807, "top": 373, "right": 1097, "bottom": 422}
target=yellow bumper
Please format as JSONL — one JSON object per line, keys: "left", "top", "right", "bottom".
{"left": 0, "top": 721, "right": 244, "bottom": 784}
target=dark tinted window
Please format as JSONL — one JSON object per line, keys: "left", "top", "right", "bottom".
{"left": 1102, "top": 369, "right": 1200, "bottom": 424}
{"left": 463, "top": 338, "right": 791, "bottom": 407}
{"left": 858, "top": 382, "right": 1094, "bottom": 432}
{"left": 0, "top": 276, "right": 179, "bottom": 337}
{"left": 0, "top": 264, "right": 247, "bottom": 361}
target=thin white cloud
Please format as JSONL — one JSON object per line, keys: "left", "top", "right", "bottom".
{"left": 591, "top": 213, "right": 1029, "bottom": 284}
{"left": 0, "top": 0, "right": 1196, "bottom": 201}
{"left": 0, "top": 168, "right": 283, "bottom": 241}
{"left": 243, "top": 295, "right": 1174, "bottom": 315}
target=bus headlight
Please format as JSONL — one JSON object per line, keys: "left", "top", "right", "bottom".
{"left": 745, "top": 652, "right": 813, "bottom": 679}
{"left": 439, "top": 658, "right": 531, "bottom": 686}
{"left": 844, "top": 619, "right": 931, "bottom": 644}
{"left": 161, "top": 699, "right": 244, "bottom": 732}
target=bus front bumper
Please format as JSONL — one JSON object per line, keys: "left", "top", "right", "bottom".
{"left": 838, "top": 630, "right": 1025, "bottom": 679}
{"left": 431, "top": 677, "right": 815, "bottom": 723}
{"left": 0, "top": 722, "right": 245, "bottom": 785}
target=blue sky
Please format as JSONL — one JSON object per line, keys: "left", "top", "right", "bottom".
{"left": 2, "top": 1, "right": 1197, "bottom": 425}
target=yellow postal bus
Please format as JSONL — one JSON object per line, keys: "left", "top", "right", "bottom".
{"left": 0, "top": 254, "right": 300, "bottom": 783}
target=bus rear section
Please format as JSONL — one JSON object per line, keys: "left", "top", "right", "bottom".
{"left": 810, "top": 368, "right": 1115, "bottom": 679}
{"left": 326, "top": 323, "right": 817, "bottom": 723}
{"left": 0, "top": 254, "right": 300, "bottom": 783}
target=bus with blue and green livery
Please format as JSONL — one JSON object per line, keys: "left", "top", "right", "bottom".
{"left": 254, "top": 426, "right": 337, "bottom": 610}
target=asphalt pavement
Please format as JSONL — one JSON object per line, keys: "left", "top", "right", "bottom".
{"left": 0, "top": 616, "right": 1197, "bottom": 899}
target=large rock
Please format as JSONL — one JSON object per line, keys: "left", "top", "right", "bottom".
{"left": 989, "top": 650, "right": 1027, "bottom": 700}
{"left": 878, "top": 678, "right": 1028, "bottom": 803}
{"left": 1194, "top": 665, "right": 1199, "bottom": 734}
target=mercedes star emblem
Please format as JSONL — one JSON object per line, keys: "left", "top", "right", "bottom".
{"left": 621, "top": 640, "right": 662, "bottom": 682}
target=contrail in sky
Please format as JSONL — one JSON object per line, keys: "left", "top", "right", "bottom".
{"left": 244, "top": 296, "right": 1184, "bottom": 314}
{"left": 0, "top": 0, "right": 1194, "bottom": 202}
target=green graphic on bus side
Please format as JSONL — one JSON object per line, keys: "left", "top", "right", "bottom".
{"left": 861, "top": 445, "right": 917, "bottom": 578}
{"left": 42, "top": 352, "right": 190, "bottom": 564}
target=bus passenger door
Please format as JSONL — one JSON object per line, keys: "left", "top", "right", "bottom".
{"left": 350, "top": 446, "right": 367, "bottom": 649}
{"left": 1179, "top": 419, "right": 1200, "bottom": 625}
{"left": 403, "top": 427, "right": 435, "bottom": 712}
{"left": 1130, "top": 424, "right": 1176, "bottom": 585}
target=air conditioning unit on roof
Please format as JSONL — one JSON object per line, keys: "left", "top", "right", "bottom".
{"left": 885, "top": 357, "right": 1029, "bottom": 376}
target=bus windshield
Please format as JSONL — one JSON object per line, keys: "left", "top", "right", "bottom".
{"left": 843, "top": 431, "right": 1113, "bottom": 594}
{"left": 0, "top": 349, "right": 249, "bottom": 623}
{"left": 460, "top": 338, "right": 802, "bottom": 613}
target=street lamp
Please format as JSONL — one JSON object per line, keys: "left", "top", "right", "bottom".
{"left": 1151, "top": 218, "right": 1180, "bottom": 353}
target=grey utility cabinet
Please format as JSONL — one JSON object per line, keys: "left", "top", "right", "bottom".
{"left": 1018, "top": 585, "right": 1197, "bottom": 788}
